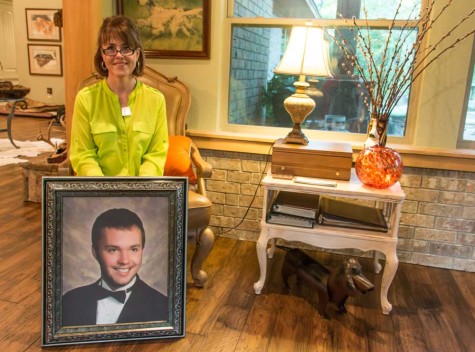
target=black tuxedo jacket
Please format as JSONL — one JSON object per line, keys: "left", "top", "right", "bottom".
{"left": 62, "top": 276, "right": 168, "bottom": 326}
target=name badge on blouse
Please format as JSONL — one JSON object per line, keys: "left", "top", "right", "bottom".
{"left": 122, "top": 106, "right": 132, "bottom": 116}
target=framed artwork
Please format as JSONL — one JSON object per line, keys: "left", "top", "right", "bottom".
{"left": 117, "top": 0, "right": 210, "bottom": 59}
{"left": 25, "top": 8, "right": 61, "bottom": 41}
{"left": 27, "top": 44, "right": 63, "bottom": 76}
{"left": 41, "top": 177, "right": 187, "bottom": 346}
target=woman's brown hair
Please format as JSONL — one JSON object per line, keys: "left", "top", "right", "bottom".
{"left": 94, "top": 15, "right": 145, "bottom": 77}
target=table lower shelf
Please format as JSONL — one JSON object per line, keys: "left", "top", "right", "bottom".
{"left": 254, "top": 223, "right": 399, "bottom": 315}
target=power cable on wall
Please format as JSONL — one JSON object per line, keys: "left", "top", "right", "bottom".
{"left": 216, "top": 140, "right": 277, "bottom": 236}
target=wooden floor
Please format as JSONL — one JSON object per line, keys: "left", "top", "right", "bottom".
{"left": 1, "top": 117, "right": 474, "bottom": 351}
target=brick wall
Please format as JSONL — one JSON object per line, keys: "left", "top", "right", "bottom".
{"left": 229, "top": 0, "right": 273, "bottom": 125}
{"left": 398, "top": 168, "right": 475, "bottom": 271}
{"left": 200, "top": 149, "right": 475, "bottom": 272}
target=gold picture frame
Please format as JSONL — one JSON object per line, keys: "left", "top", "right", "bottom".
{"left": 117, "top": 0, "right": 210, "bottom": 59}
{"left": 27, "top": 44, "right": 63, "bottom": 76}
{"left": 25, "top": 8, "right": 61, "bottom": 41}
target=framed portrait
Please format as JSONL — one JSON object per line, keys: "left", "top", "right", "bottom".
{"left": 25, "top": 8, "right": 61, "bottom": 41}
{"left": 117, "top": 0, "right": 210, "bottom": 59}
{"left": 27, "top": 44, "right": 63, "bottom": 76}
{"left": 42, "top": 177, "right": 187, "bottom": 346}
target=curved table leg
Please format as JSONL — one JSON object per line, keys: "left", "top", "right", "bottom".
{"left": 3, "top": 99, "right": 26, "bottom": 149}
{"left": 253, "top": 230, "right": 269, "bottom": 294}
{"left": 6, "top": 111, "right": 19, "bottom": 149}
{"left": 267, "top": 238, "right": 276, "bottom": 259}
{"left": 380, "top": 248, "right": 399, "bottom": 315}
{"left": 373, "top": 250, "right": 383, "bottom": 274}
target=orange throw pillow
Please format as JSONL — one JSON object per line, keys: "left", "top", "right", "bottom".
{"left": 164, "top": 136, "right": 197, "bottom": 184}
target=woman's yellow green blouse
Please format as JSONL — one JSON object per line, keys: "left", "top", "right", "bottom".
{"left": 70, "top": 80, "right": 168, "bottom": 176}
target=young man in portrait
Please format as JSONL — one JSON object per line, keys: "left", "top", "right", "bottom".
{"left": 62, "top": 208, "right": 168, "bottom": 326}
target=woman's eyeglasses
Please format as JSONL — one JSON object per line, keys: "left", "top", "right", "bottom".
{"left": 102, "top": 47, "right": 135, "bottom": 56}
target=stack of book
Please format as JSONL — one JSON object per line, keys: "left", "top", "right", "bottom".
{"left": 317, "top": 197, "right": 389, "bottom": 232}
{"left": 267, "top": 191, "right": 319, "bottom": 228}
{"left": 266, "top": 192, "right": 389, "bottom": 232}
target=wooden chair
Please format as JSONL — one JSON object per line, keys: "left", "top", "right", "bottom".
{"left": 66, "top": 66, "right": 214, "bottom": 287}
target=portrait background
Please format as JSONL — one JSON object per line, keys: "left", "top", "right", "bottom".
{"left": 62, "top": 196, "right": 169, "bottom": 296}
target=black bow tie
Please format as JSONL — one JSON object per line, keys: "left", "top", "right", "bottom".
{"left": 95, "top": 286, "right": 128, "bottom": 303}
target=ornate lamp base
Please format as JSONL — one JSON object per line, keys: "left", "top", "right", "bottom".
{"left": 283, "top": 125, "right": 309, "bottom": 144}
{"left": 282, "top": 81, "right": 316, "bottom": 145}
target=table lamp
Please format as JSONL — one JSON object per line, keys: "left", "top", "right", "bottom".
{"left": 274, "top": 26, "right": 333, "bottom": 145}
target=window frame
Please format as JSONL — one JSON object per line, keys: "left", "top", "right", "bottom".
{"left": 223, "top": 1, "right": 428, "bottom": 146}
{"left": 457, "top": 36, "right": 475, "bottom": 149}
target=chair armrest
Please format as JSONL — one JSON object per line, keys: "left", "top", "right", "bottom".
{"left": 190, "top": 143, "right": 212, "bottom": 178}
{"left": 190, "top": 143, "right": 212, "bottom": 197}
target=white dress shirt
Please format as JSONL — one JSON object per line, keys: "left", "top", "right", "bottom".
{"left": 96, "top": 276, "right": 136, "bottom": 324}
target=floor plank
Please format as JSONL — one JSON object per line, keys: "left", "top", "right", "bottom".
{"left": 429, "top": 268, "right": 475, "bottom": 352}
{"left": 451, "top": 270, "right": 475, "bottom": 320}
{"left": 418, "top": 309, "right": 463, "bottom": 352}
{"left": 234, "top": 294, "right": 282, "bottom": 352}
{"left": 392, "top": 307, "right": 430, "bottom": 352}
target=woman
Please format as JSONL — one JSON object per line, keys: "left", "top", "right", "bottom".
{"left": 70, "top": 16, "right": 168, "bottom": 176}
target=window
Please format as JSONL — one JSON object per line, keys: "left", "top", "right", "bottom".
{"left": 458, "top": 43, "right": 475, "bottom": 149}
{"left": 227, "top": 0, "right": 421, "bottom": 139}
{"left": 0, "top": 0, "right": 17, "bottom": 80}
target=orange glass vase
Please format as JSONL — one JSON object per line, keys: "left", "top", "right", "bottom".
{"left": 355, "top": 146, "right": 403, "bottom": 189}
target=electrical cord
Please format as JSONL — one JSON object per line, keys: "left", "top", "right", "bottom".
{"left": 216, "top": 139, "right": 277, "bottom": 235}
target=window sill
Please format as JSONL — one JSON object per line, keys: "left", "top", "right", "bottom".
{"left": 187, "top": 130, "right": 475, "bottom": 172}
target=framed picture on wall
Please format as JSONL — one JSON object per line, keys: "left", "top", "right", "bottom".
{"left": 27, "top": 44, "right": 63, "bottom": 76}
{"left": 25, "top": 8, "right": 61, "bottom": 41}
{"left": 41, "top": 177, "right": 187, "bottom": 346}
{"left": 117, "top": 0, "right": 210, "bottom": 59}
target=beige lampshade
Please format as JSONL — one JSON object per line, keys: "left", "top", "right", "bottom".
{"left": 274, "top": 26, "right": 332, "bottom": 77}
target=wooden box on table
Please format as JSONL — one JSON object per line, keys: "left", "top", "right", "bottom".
{"left": 271, "top": 138, "right": 353, "bottom": 180}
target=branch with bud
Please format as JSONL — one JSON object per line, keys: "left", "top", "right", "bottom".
{"left": 328, "top": 0, "right": 475, "bottom": 124}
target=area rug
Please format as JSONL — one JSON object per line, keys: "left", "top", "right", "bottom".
{"left": 0, "top": 138, "right": 64, "bottom": 166}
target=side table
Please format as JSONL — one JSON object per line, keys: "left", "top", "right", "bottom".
{"left": 0, "top": 98, "right": 27, "bottom": 148}
{"left": 254, "top": 170, "right": 406, "bottom": 315}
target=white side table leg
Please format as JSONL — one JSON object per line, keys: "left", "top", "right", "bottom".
{"left": 373, "top": 250, "right": 383, "bottom": 274}
{"left": 380, "top": 248, "right": 398, "bottom": 315}
{"left": 267, "top": 238, "right": 276, "bottom": 259}
{"left": 254, "top": 230, "right": 269, "bottom": 294}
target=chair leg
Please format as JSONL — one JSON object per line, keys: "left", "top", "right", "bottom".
{"left": 191, "top": 226, "right": 214, "bottom": 287}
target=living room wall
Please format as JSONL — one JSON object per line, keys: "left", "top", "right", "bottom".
{"left": 12, "top": 0, "right": 64, "bottom": 105}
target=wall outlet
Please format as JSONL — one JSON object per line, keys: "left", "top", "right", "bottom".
{"left": 46, "top": 87, "right": 53, "bottom": 100}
